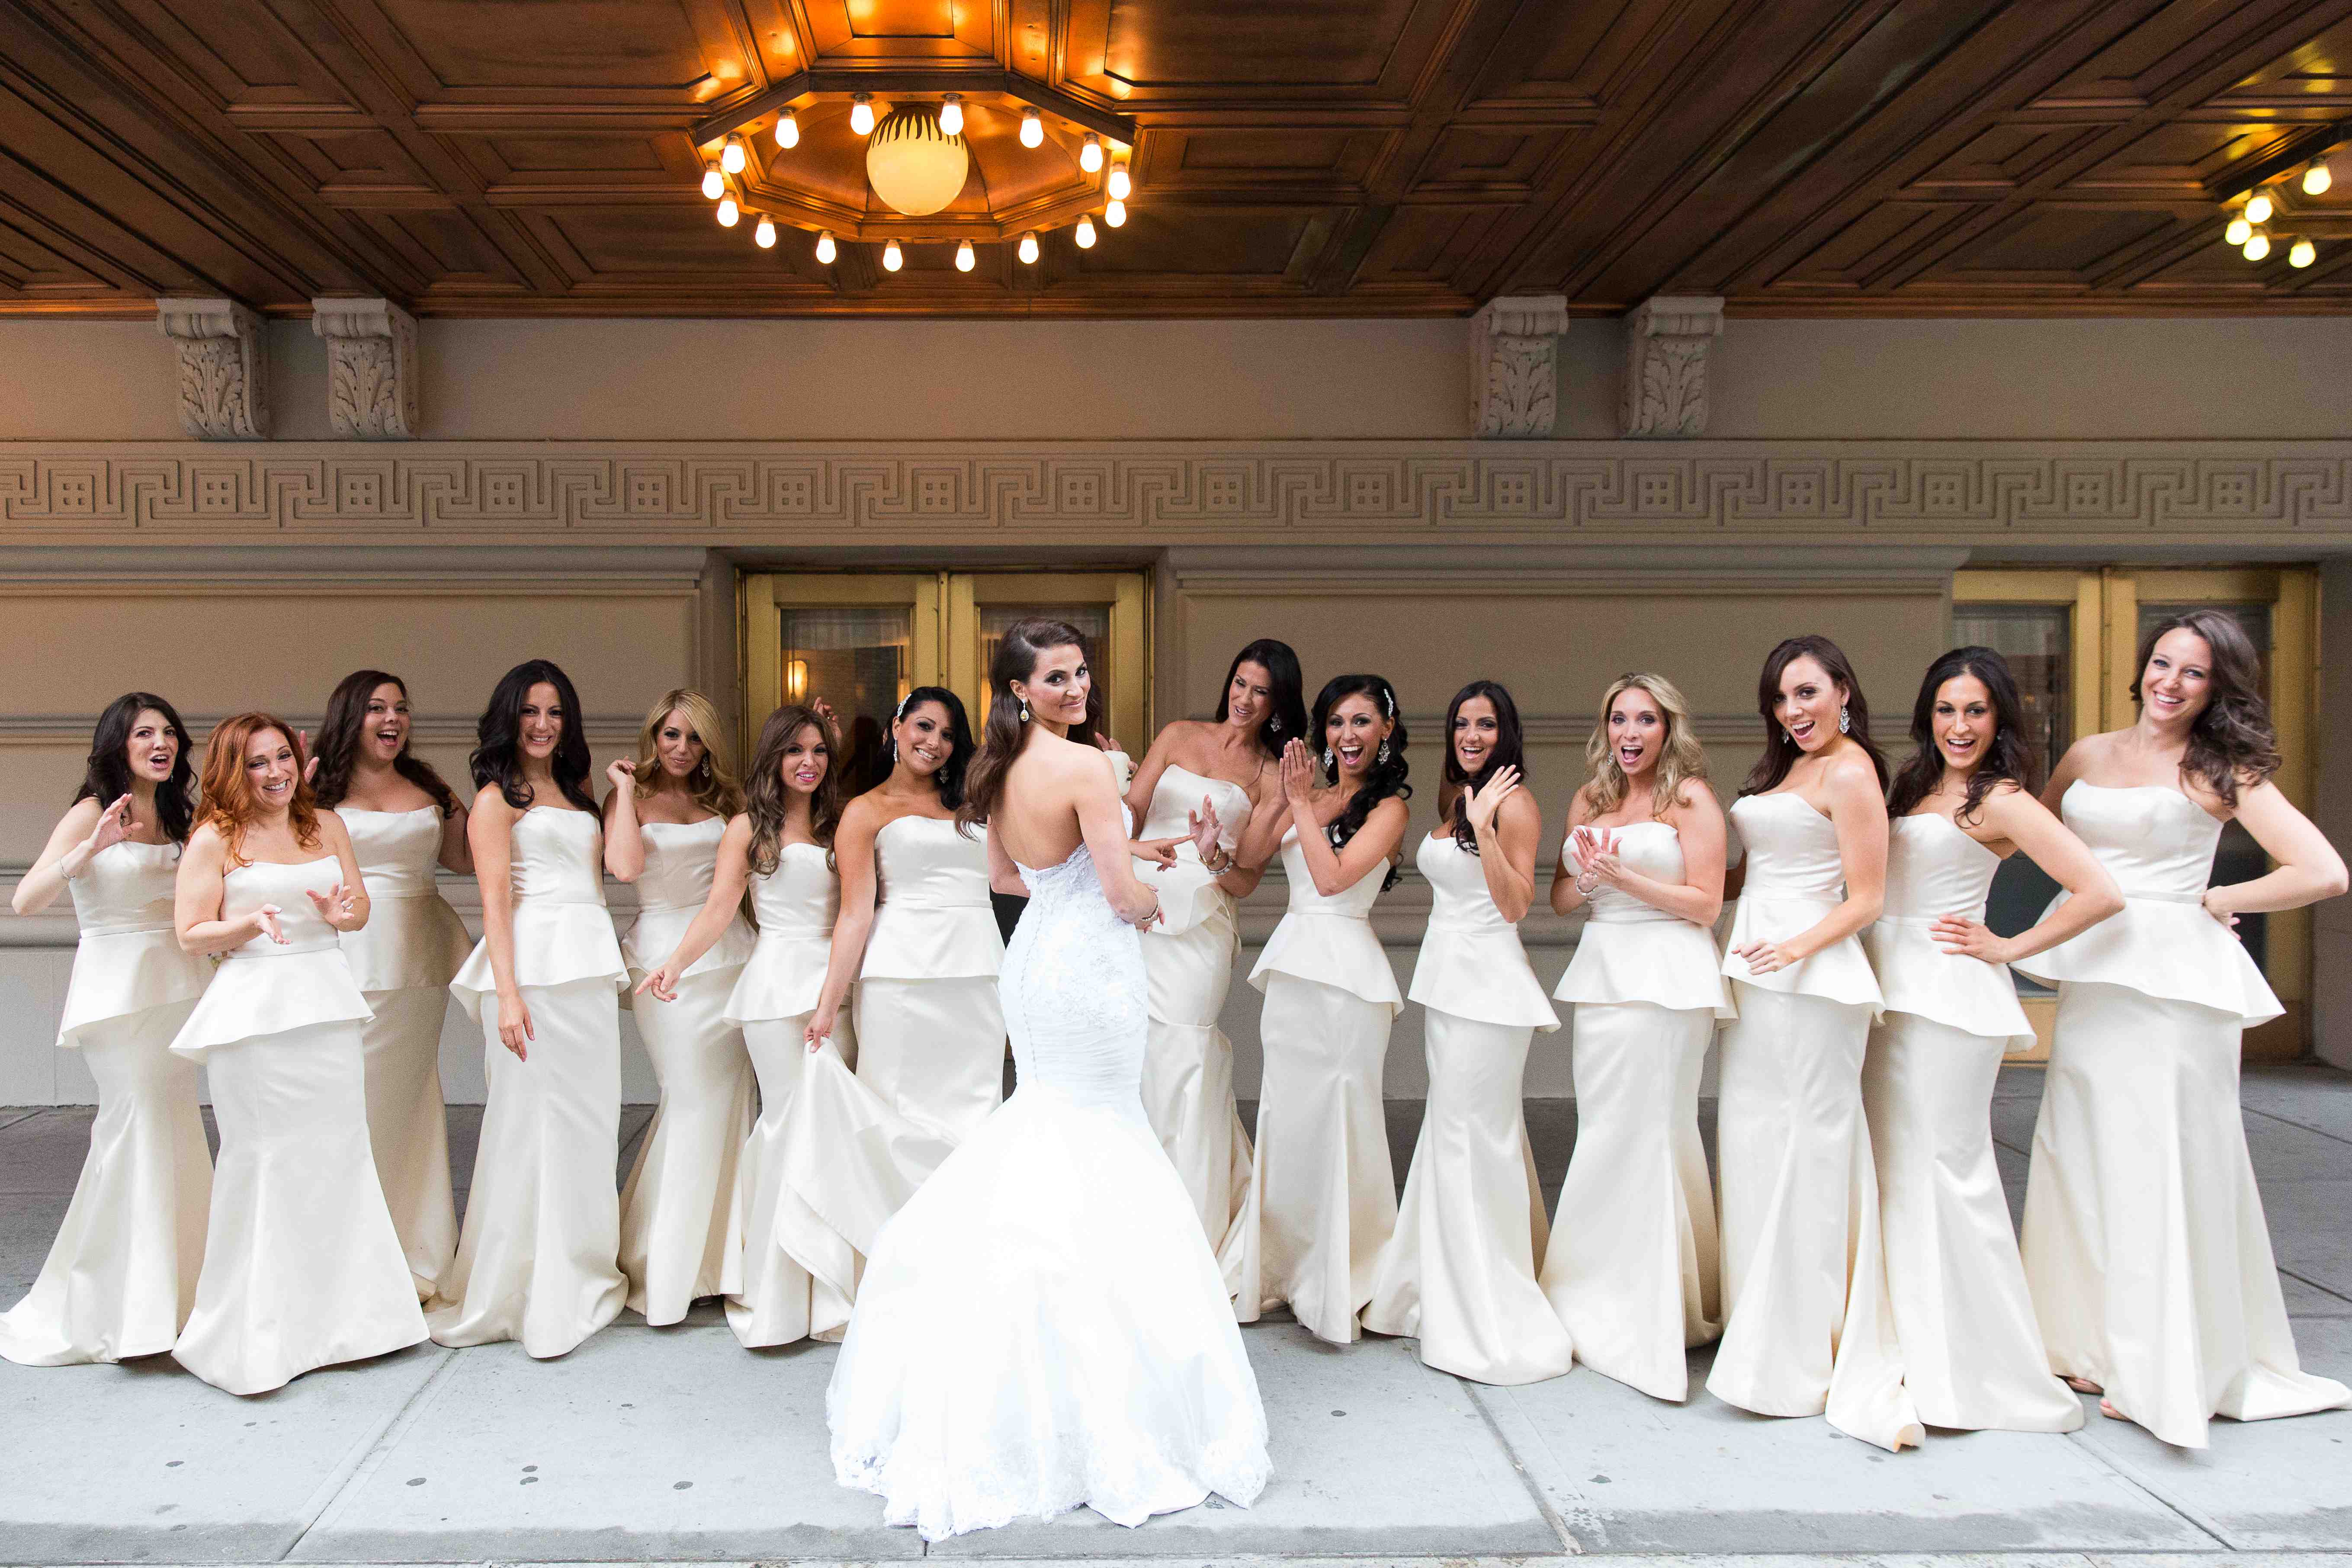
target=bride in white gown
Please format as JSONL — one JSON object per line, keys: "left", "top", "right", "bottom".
{"left": 826, "top": 616, "right": 1271, "bottom": 1541}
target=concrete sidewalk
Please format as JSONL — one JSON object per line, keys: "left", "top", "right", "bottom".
{"left": 2, "top": 1065, "right": 2346, "bottom": 1565}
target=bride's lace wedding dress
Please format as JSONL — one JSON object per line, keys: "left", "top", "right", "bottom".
{"left": 825, "top": 823, "right": 1272, "bottom": 1541}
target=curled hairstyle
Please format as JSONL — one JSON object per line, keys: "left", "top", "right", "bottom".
{"left": 1443, "top": 680, "right": 1525, "bottom": 856}
{"left": 311, "top": 670, "right": 459, "bottom": 817}
{"left": 632, "top": 688, "right": 744, "bottom": 820}
{"left": 888, "top": 684, "right": 977, "bottom": 820}
{"left": 1313, "top": 673, "right": 1412, "bottom": 890}
{"left": 744, "top": 703, "right": 842, "bottom": 876}
{"left": 1887, "top": 647, "right": 2035, "bottom": 825}
{"left": 471, "top": 659, "right": 597, "bottom": 812}
{"left": 1215, "top": 638, "right": 1309, "bottom": 758}
{"left": 959, "top": 618, "right": 1084, "bottom": 833}
{"left": 197, "top": 713, "right": 321, "bottom": 868}
{"left": 1741, "top": 634, "right": 1889, "bottom": 796}
{"left": 1584, "top": 672, "right": 1709, "bottom": 821}
{"left": 77, "top": 692, "right": 196, "bottom": 844}
{"left": 2133, "top": 608, "right": 2278, "bottom": 805}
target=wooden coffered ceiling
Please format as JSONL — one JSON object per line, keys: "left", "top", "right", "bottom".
{"left": 1, "top": 0, "right": 2350, "bottom": 319}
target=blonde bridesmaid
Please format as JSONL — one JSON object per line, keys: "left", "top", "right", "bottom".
{"left": 1, "top": 695, "right": 212, "bottom": 1366}
{"left": 606, "top": 689, "right": 756, "bottom": 1325}
{"left": 1540, "top": 673, "right": 1731, "bottom": 1401}
{"left": 430, "top": 660, "right": 629, "bottom": 1359}
{"left": 1232, "top": 673, "right": 1409, "bottom": 1343}
{"left": 1711, "top": 635, "right": 1919, "bottom": 1452}
{"left": 169, "top": 715, "right": 425, "bottom": 1394}
{"left": 2016, "top": 610, "right": 2350, "bottom": 1446}
{"left": 1364, "top": 681, "right": 1568, "bottom": 1383}
{"left": 312, "top": 669, "right": 471, "bottom": 1300}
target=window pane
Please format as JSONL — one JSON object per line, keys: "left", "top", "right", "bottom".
{"left": 1952, "top": 605, "right": 2070, "bottom": 961}
{"left": 980, "top": 604, "right": 1115, "bottom": 743}
{"left": 780, "top": 604, "right": 910, "bottom": 794}
{"left": 2136, "top": 603, "right": 2273, "bottom": 972}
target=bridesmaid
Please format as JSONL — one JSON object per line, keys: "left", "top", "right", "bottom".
{"left": 430, "top": 660, "right": 629, "bottom": 1359}
{"left": 1364, "top": 680, "right": 1569, "bottom": 1383}
{"left": 167, "top": 715, "right": 425, "bottom": 1393}
{"left": 1711, "top": 635, "right": 1919, "bottom": 1451}
{"left": 1120, "top": 638, "right": 1301, "bottom": 1259}
{"left": 1539, "top": 673, "right": 1731, "bottom": 1401}
{"left": 0, "top": 694, "right": 212, "bottom": 1366}
{"left": 1232, "top": 673, "right": 1409, "bottom": 1343}
{"left": 606, "top": 689, "right": 755, "bottom": 1325}
{"left": 311, "top": 669, "right": 472, "bottom": 1300}
{"left": 1865, "top": 646, "right": 2118, "bottom": 1434}
{"left": 2015, "top": 610, "right": 2350, "bottom": 1446}
{"left": 635, "top": 701, "right": 850, "bottom": 1347}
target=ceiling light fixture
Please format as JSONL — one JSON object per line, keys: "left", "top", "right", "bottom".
{"left": 1020, "top": 107, "right": 1043, "bottom": 148}
{"left": 815, "top": 230, "right": 836, "bottom": 264}
{"left": 754, "top": 214, "right": 776, "bottom": 248}
{"left": 721, "top": 133, "right": 747, "bottom": 174}
{"left": 2291, "top": 238, "right": 2317, "bottom": 268}
{"left": 1074, "top": 213, "right": 1097, "bottom": 248}
{"left": 882, "top": 238, "right": 904, "bottom": 271}
{"left": 716, "top": 196, "right": 740, "bottom": 228}
{"left": 1107, "top": 160, "right": 1131, "bottom": 201}
{"left": 850, "top": 93, "right": 876, "bottom": 136}
{"left": 2225, "top": 215, "right": 2252, "bottom": 246}
{"left": 1017, "top": 230, "right": 1039, "bottom": 263}
{"left": 866, "top": 104, "right": 970, "bottom": 216}
{"left": 955, "top": 239, "right": 975, "bottom": 271}
{"left": 1079, "top": 133, "right": 1103, "bottom": 173}
{"left": 2307, "top": 161, "right": 2334, "bottom": 196}
{"left": 701, "top": 163, "right": 724, "bottom": 199}
{"left": 775, "top": 109, "right": 799, "bottom": 149}
{"left": 2246, "top": 191, "right": 2275, "bottom": 225}
{"left": 1104, "top": 198, "right": 1126, "bottom": 227}
{"left": 938, "top": 94, "right": 963, "bottom": 137}
{"left": 2244, "top": 230, "right": 2271, "bottom": 261}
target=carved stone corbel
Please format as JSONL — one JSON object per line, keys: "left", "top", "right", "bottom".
{"left": 155, "top": 298, "right": 269, "bottom": 440}
{"left": 311, "top": 297, "right": 420, "bottom": 439}
{"left": 1620, "top": 295, "right": 1724, "bottom": 438}
{"left": 1470, "top": 293, "right": 1570, "bottom": 439}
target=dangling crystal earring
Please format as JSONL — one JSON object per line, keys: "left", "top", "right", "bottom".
{"left": 1322, "top": 746, "right": 1334, "bottom": 772}
{"left": 1267, "top": 717, "right": 1281, "bottom": 735}
{"left": 1018, "top": 699, "right": 1031, "bottom": 724}
{"left": 1377, "top": 739, "right": 1390, "bottom": 764}
{"left": 1839, "top": 704, "right": 1851, "bottom": 734}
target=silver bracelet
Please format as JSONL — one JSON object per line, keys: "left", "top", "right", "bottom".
{"left": 1575, "top": 870, "right": 1601, "bottom": 897}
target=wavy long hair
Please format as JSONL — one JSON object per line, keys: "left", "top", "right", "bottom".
{"left": 960, "top": 618, "right": 1085, "bottom": 834}
{"left": 311, "top": 669, "right": 459, "bottom": 816}
{"left": 471, "top": 659, "right": 596, "bottom": 812}
{"left": 197, "top": 712, "right": 322, "bottom": 867}
{"left": 631, "top": 688, "right": 744, "bottom": 820}
{"left": 1887, "top": 647, "right": 2036, "bottom": 824}
{"left": 1583, "top": 671, "right": 1708, "bottom": 821}
{"left": 1214, "top": 638, "right": 1309, "bottom": 757}
{"left": 1312, "top": 673, "right": 1412, "bottom": 890}
{"left": 744, "top": 703, "right": 842, "bottom": 876}
{"left": 1741, "top": 634, "right": 1889, "bottom": 796}
{"left": 885, "top": 684, "right": 976, "bottom": 821}
{"left": 1442, "top": 680, "right": 1524, "bottom": 856}
{"left": 77, "top": 692, "right": 196, "bottom": 844}
{"left": 2134, "top": 608, "right": 2278, "bottom": 805}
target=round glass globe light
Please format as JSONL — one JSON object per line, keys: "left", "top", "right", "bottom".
{"left": 866, "top": 106, "right": 970, "bottom": 216}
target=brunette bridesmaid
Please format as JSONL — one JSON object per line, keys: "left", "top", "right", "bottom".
{"left": 1711, "top": 635, "right": 1918, "bottom": 1451}
{"left": 1232, "top": 674, "right": 1409, "bottom": 1343}
{"left": 1540, "top": 673, "right": 1731, "bottom": 1401}
{"left": 429, "top": 660, "right": 629, "bottom": 1358}
{"left": 1364, "top": 680, "right": 1569, "bottom": 1383}
{"left": 0, "top": 695, "right": 212, "bottom": 1366}
{"left": 312, "top": 670, "right": 471, "bottom": 1300}
{"left": 168, "top": 715, "right": 425, "bottom": 1394}
{"left": 2016, "top": 610, "right": 2350, "bottom": 1446}
{"left": 606, "top": 689, "right": 756, "bottom": 1325}
{"left": 1865, "top": 646, "right": 2118, "bottom": 1434}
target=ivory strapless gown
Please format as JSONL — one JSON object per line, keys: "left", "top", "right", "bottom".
{"left": 1135, "top": 765, "right": 1256, "bottom": 1271}
{"left": 619, "top": 817, "right": 758, "bottom": 1324}
{"left": 339, "top": 806, "right": 469, "bottom": 1299}
{"left": 1709, "top": 792, "right": 1919, "bottom": 1452}
{"left": 0, "top": 840, "right": 212, "bottom": 1366}
{"left": 1860, "top": 814, "right": 2081, "bottom": 1433}
{"left": 431, "top": 807, "right": 628, "bottom": 1358}
{"left": 2014, "top": 782, "right": 2349, "bottom": 1447}
{"left": 1540, "top": 820, "right": 1729, "bottom": 1401}
{"left": 170, "top": 857, "right": 426, "bottom": 1394}
{"left": 827, "top": 828, "right": 1270, "bottom": 1540}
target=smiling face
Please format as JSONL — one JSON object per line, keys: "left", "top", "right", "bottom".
{"left": 1931, "top": 672, "right": 1996, "bottom": 778}
{"left": 243, "top": 726, "right": 298, "bottom": 815}
{"left": 2140, "top": 627, "right": 2214, "bottom": 730}
{"left": 1774, "top": 654, "right": 1846, "bottom": 755}
{"left": 1452, "top": 695, "right": 1500, "bottom": 778}
{"left": 126, "top": 707, "right": 179, "bottom": 786}
{"left": 1325, "top": 692, "right": 1392, "bottom": 782}
{"left": 518, "top": 681, "right": 564, "bottom": 762}
{"left": 780, "top": 721, "right": 828, "bottom": 795}
{"left": 654, "top": 707, "right": 707, "bottom": 780}
{"left": 1014, "top": 641, "right": 1090, "bottom": 731}
{"left": 893, "top": 700, "right": 953, "bottom": 778}
{"left": 1607, "top": 685, "right": 1665, "bottom": 782}
{"left": 363, "top": 681, "right": 410, "bottom": 765}
{"left": 1226, "top": 660, "right": 1274, "bottom": 734}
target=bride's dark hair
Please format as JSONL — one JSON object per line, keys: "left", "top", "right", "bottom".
{"left": 958, "top": 617, "right": 1088, "bottom": 834}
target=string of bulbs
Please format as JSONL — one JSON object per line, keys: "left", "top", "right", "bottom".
{"left": 2223, "top": 152, "right": 2333, "bottom": 269}
{"left": 695, "top": 96, "right": 1133, "bottom": 273}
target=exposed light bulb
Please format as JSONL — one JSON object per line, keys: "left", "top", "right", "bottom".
{"left": 954, "top": 238, "right": 975, "bottom": 271}
{"left": 721, "top": 134, "right": 747, "bottom": 175}
{"left": 1017, "top": 230, "right": 1040, "bottom": 264}
{"left": 938, "top": 95, "right": 963, "bottom": 137}
{"left": 2291, "top": 237, "right": 2317, "bottom": 268}
{"left": 850, "top": 94, "right": 876, "bottom": 136}
{"left": 1107, "top": 162, "right": 1131, "bottom": 201}
{"left": 716, "top": 196, "right": 740, "bottom": 228}
{"left": 775, "top": 109, "right": 799, "bottom": 149}
{"left": 2244, "top": 231, "right": 2271, "bottom": 261}
{"left": 2307, "top": 161, "right": 2334, "bottom": 196}
{"left": 882, "top": 238, "right": 903, "bottom": 271}
{"left": 815, "top": 229, "right": 836, "bottom": 264}
{"left": 1019, "top": 107, "right": 1043, "bottom": 148}
{"left": 701, "top": 164, "right": 724, "bottom": 199}
{"left": 1075, "top": 214, "right": 1097, "bottom": 248}
{"left": 1080, "top": 133, "right": 1103, "bottom": 173}
{"left": 1103, "top": 198, "right": 1126, "bottom": 228}
{"left": 2225, "top": 215, "right": 2252, "bottom": 246}
{"left": 754, "top": 215, "right": 776, "bottom": 248}
{"left": 2246, "top": 191, "right": 2274, "bottom": 225}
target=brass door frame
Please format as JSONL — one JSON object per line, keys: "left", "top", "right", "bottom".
{"left": 741, "top": 572, "right": 943, "bottom": 754}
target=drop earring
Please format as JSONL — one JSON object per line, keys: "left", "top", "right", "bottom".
{"left": 1839, "top": 704, "right": 1851, "bottom": 734}
{"left": 1018, "top": 699, "right": 1031, "bottom": 724}
{"left": 1321, "top": 746, "right": 1334, "bottom": 773}
{"left": 1377, "top": 739, "right": 1390, "bottom": 764}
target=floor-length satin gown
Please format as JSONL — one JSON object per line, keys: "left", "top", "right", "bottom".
{"left": 1861, "top": 815, "right": 2082, "bottom": 1433}
{"left": 780, "top": 814, "right": 1005, "bottom": 1319}
{"left": 1135, "top": 765, "right": 1255, "bottom": 1266}
{"left": 1709, "top": 792, "right": 1920, "bottom": 1452}
{"left": 1540, "top": 821, "right": 1729, "bottom": 1401}
{"left": 1363, "top": 831, "right": 1568, "bottom": 1384}
{"left": 430, "top": 807, "right": 628, "bottom": 1358}
{"left": 827, "top": 827, "right": 1270, "bottom": 1541}
{"left": 169, "top": 857, "right": 426, "bottom": 1394}
{"left": 0, "top": 840, "right": 212, "bottom": 1366}
{"left": 1233, "top": 827, "right": 1401, "bottom": 1342}
{"left": 722, "top": 842, "right": 853, "bottom": 1347}
{"left": 619, "top": 817, "right": 757, "bottom": 1324}
{"left": 338, "top": 807, "right": 469, "bottom": 1299}
{"left": 2014, "top": 782, "right": 2349, "bottom": 1447}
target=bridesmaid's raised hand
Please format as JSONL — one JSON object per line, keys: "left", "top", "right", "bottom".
{"left": 249, "top": 902, "right": 288, "bottom": 945}
{"left": 1189, "top": 797, "right": 1223, "bottom": 860}
{"left": 606, "top": 757, "right": 636, "bottom": 794}
{"left": 300, "top": 731, "right": 319, "bottom": 787}
{"left": 305, "top": 879, "right": 358, "bottom": 930}
{"left": 85, "top": 793, "right": 135, "bottom": 856}
{"left": 810, "top": 697, "right": 841, "bottom": 740}
{"left": 1279, "top": 738, "right": 1316, "bottom": 808}
{"left": 1464, "top": 766, "right": 1520, "bottom": 835}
